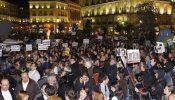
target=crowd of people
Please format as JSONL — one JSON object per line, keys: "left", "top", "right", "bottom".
{"left": 0, "top": 33, "right": 175, "bottom": 100}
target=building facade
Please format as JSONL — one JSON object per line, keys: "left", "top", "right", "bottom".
{"left": 82, "top": 0, "right": 173, "bottom": 33}
{"left": 0, "top": 0, "right": 19, "bottom": 23}
{"left": 29, "top": 0, "right": 82, "bottom": 33}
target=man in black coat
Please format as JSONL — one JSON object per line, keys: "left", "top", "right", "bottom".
{"left": 15, "top": 71, "right": 40, "bottom": 100}
{"left": 0, "top": 78, "right": 15, "bottom": 100}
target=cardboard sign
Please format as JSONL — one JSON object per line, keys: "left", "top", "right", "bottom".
{"left": 127, "top": 49, "right": 140, "bottom": 63}
{"left": 72, "top": 42, "right": 78, "bottom": 47}
{"left": 62, "top": 43, "right": 68, "bottom": 48}
{"left": 167, "top": 39, "right": 173, "bottom": 46}
{"left": 36, "top": 39, "right": 42, "bottom": 44}
{"left": 97, "top": 36, "right": 103, "bottom": 40}
{"left": 11, "top": 45, "right": 20, "bottom": 51}
{"left": 115, "top": 48, "right": 126, "bottom": 57}
{"left": 38, "top": 44, "right": 48, "bottom": 50}
{"left": 26, "top": 44, "right": 32, "bottom": 51}
{"left": 0, "top": 49, "right": 2, "bottom": 57}
{"left": 42, "top": 39, "right": 50, "bottom": 46}
{"left": 83, "top": 39, "right": 89, "bottom": 44}
{"left": 72, "top": 32, "right": 76, "bottom": 35}
{"left": 154, "top": 42, "right": 165, "bottom": 53}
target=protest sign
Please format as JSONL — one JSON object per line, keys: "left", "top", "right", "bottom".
{"left": 26, "top": 44, "right": 32, "bottom": 51}
{"left": 42, "top": 39, "right": 50, "bottom": 46}
{"left": 38, "top": 44, "right": 48, "bottom": 50}
{"left": 83, "top": 39, "right": 89, "bottom": 44}
{"left": 11, "top": 45, "right": 20, "bottom": 51}
{"left": 115, "top": 48, "right": 126, "bottom": 57}
{"left": 127, "top": 49, "right": 140, "bottom": 63}
{"left": 62, "top": 43, "right": 68, "bottom": 48}
{"left": 97, "top": 36, "right": 103, "bottom": 40}
{"left": 154, "top": 42, "right": 165, "bottom": 53}
{"left": 72, "top": 42, "right": 78, "bottom": 47}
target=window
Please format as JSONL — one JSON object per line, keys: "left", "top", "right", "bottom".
{"left": 32, "top": 11, "right": 36, "bottom": 16}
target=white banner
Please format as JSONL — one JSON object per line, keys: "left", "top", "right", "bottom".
{"left": 83, "top": 39, "right": 89, "bottom": 44}
{"left": 127, "top": 49, "right": 140, "bottom": 63}
{"left": 0, "top": 49, "right": 2, "bottom": 57}
{"left": 36, "top": 39, "right": 42, "bottom": 44}
{"left": 26, "top": 44, "right": 32, "bottom": 51}
{"left": 72, "top": 42, "right": 78, "bottom": 47}
{"left": 38, "top": 44, "right": 48, "bottom": 50}
{"left": 154, "top": 42, "right": 165, "bottom": 54}
{"left": 62, "top": 43, "right": 68, "bottom": 48}
{"left": 11, "top": 45, "right": 20, "bottom": 51}
{"left": 115, "top": 48, "right": 126, "bottom": 57}
{"left": 42, "top": 39, "right": 50, "bottom": 46}
{"left": 97, "top": 36, "right": 103, "bottom": 40}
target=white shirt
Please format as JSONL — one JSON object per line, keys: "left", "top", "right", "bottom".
{"left": 22, "top": 80, "right": 29, "bottom": 91}
{"left": 100, "top": 83, "right": 110, "bottom": 100}
{"left": 1, "top": 90, "right": 12, "bottom": 100}
{"left": 43, "top": 95, "right": 48, "bottom": 100}
{"left": 28, "top": 69, "right": 41, "bottom": 82}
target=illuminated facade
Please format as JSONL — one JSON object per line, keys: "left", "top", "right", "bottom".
{"left": 67, "top": 0, "right": 81, "bottom": 26}
{"left": 82, "top": 0, "right": 173, "bottom": 32}
{"left": 29, "top": 0, "right": 82, "bottom": 33}
{"left": 29, "top": 0, "right": 68, "bottom": 33}
{"left": 0, "top": 0, "right": 19, "bottom": 23}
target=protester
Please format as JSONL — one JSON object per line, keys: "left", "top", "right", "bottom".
{"left": 0, "top": 78, "right": 15, "bottom": 100}
{"left": 15, "top": 71, "right": 40, "bottom": 100}
{"left": 0, "top": 33, "right": 175, "bottom": 100}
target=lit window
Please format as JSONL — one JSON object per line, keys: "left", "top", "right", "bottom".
{"left": 41, "top": 5, "right": 44, "bottom": 8}
{"left": 35, "top": 5, "right": 39, "bottom": 9}
{"left": 30, "top": 5, "right": 33, "bottom": 9}
{"left": 47, "top": 5, "right": 50, "bottom": 8}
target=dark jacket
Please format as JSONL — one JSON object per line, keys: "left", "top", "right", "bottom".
{"left": 15, "top": 79, "right": 40, "bottom": 100}
{"left": 0, "top": 89, "right": 15, "bottom": 100}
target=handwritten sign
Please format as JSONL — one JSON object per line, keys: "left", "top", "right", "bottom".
{"left": 42, "top": 39, "right": 50, "bottom": 46}
{"left": 72, "top": 42, "right": 78, "bottom": 47}
{"left": 154, "top": 42, "right": 165, "bottom": 53}
{"left": 115, "top": 48, "right": 126, "bottom": 57}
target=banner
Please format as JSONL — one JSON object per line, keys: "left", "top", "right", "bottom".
{"left": 72, "top": 42, "right": 78, "bottom": 47}
{"left": 127, "top": 49, "right": 140, "bottom": 63}
{"left": 11, "top": 45, "right": 20, "bottom": 51}
{"left": 42, "top": 39, "right": 50, "bottom": 46}
{"left": 26, "top": 44, "right": 32, "bottom": 51}
{"left": 115, "top": 48, "right": 126, "bottom": 57}
{"left": 38, "top": 44, "right": 48, "bottom": 50}
{"left": 83, "top": 39, "right": 89, "bottom": 44}
{"left": 154, "top": 42, "right": 165, "bottom": 53}
{"left": 62, "top": 43, "right": 68, "bottom": 48}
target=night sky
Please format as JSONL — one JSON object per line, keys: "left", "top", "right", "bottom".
{"left": 6, "top": 0, "right": 80, "bottom": 7}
